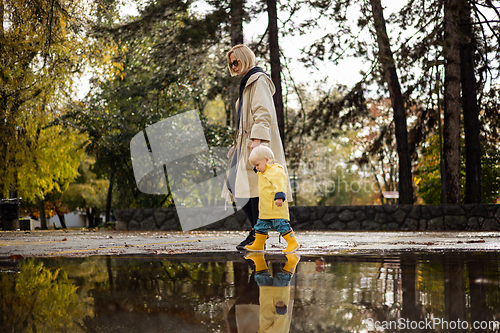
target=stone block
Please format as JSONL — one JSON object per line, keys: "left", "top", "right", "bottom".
{"left": 339, "top": 209, "right": 355, "bottom": 222}
{"left": 294, "top": 207, "right": 310, "bottom": 222}
{"left": 375, "top": 212, "right": 389, "bottom": 223}
{"left": 160, "top": 218, "right": 181, "bottom": 230}
{"left": 467, "top": 217, "right": 480, "bottom": 230}
{"left": 294, "top": 222, "right": 310, "bottom": 230}
{"left": 469, "top": 205, "right": 490, "bottom": 218}
{"left": 315, "top": 206, "right": 329, "bottom": 219}
{"left": 309, "top": 208, "right": 318, "bottom": 221}
{"left": 421, "top": 206, "right": 432, "bottom": 219}
{"left": 322, "top": 212, "right": 337, "bottom": 224}
{"left": 408, "top": 206, "right": 421, "bottom": 220}
{"left": 154, "top": 210, "right": 168, "bottom": 227}
{"left": 312, "top": 220, "right": 326, "bottom": 230}
{"left": 392, "top": 209, "right": 407, "bottom": 223}
{"left": 131, "top": 210, "right": 145, "bottom": 222}
{"left": 384, "top": 222, "right": 399, "bottom": 230}
{"left": 142, "top": 215, "right": 157, "bottom": 230}
{"left": 419, "top": 219, "right": 427, "bottom": 230}
{"left": 444, "top": 215, "right": 467, "bottom": 230}
{"left": 443, "top": 205, "right": 465, "bottom": 216}
{"left": 116, "top": 221, "right": 128, "bottom": 231}
{"left": 143, "top": 208, "right": 154, "bottom": 218}
{"left": 361, "top": 220, "right": 380, "bottom": 230}
{"left": 383, "top": 205, "right": 398, "bottom": 214}
{"left": 355, "top": 210, "right": 367, "bottom": 221}
{"left": 365, "top": 206, "right": 376, "bottom": 220}
{"left": 129, "top": 219, "right": 141, "bottom": 230}
{"left": 482, "top": 218, "right": 500, "bottom": 231}
{"left": 401, "top": 218, "right": 418, "bottom": 231}
{"left": 428, "top": 205, "right": 443, "bottom": 218}
{"left": 346, "top": 221, "right": 361, "bottom": 230}
{"left": 427, "top": 217, "right": 444, "bottom": 230}
{"left": 327, "top": 221, "right": 346, "bottom": 230}
{"left": 115, "top": 209, "right": 135, "bottom": 223}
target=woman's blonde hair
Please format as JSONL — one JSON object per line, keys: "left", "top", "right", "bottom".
{"left": 249, "top": 146, "right": 275, "bottom": 165}
{"left": 227, "top": 44, "right": 256, "bottom": 77}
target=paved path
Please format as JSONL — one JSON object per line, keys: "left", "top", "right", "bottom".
{"left": 1, "top": 230, "right": 500, "bottom": 257}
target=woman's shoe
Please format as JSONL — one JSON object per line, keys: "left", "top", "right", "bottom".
{"left": 236, "top": 229, "right": 255, "bottom": 250}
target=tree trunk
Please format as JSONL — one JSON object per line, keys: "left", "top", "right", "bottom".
{"left": 86, "top": 207, "right": 94, "bottom": 228}
{"left": 400, "top": 255, "right": 417, "bottom": 333}
{"left": 36, "top": 196, "right": 48, "bottom": 230}
{"left": 459, "top": 0, "right": 481, "bottom": 203}
{"left": 444, "top": 0, "right": 462, "bottom": 204}
{"left": 230, "top": 0, "right": 244, "bottom": 46}
{"left": 267, "top": 0, "right": 285, "bottom": 148}
{"left": 370, "top": 0, "right": 414, "bottom": 204}
{"left": 105, "top": 176, "right": 114, "bottom": 222}
{"left": 230, "top": 0, "right": 244, "bottom": 128}
{"left": 444, "top": 254, "right": 466, "bottom": 332}
{"left": 55, "top": 206, "right": 67, "bottom": 229}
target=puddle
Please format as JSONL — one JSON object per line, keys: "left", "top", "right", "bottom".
{"left": 1, "top": 251, "right": 500, "bottom": 332}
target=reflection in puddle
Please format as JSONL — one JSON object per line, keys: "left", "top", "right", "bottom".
{"left": 1, "top": 252, "right": 500, "bottom": 332}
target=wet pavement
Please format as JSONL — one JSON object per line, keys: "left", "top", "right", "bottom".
{"left": 1, "top": 230, "right": 500, "bottom": 257}
{"left": 2, "top": 230, "right": 500, "bottom": 333}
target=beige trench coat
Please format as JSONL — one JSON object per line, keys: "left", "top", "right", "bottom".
{"left": 221, "top": 71, "right": 293, "bottom": 202}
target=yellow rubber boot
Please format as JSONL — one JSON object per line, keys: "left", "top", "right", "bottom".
{"left": 244, "top": 253, "right": 268, "bottom": 273}
{"left": 283, "top": 253, "right": 301, "bottom": 274}
{"left": 244, "top": 231, "right": 268, "bottom": 251}
{"left": 281, "top": 229, "right": 299, "bottom": 253}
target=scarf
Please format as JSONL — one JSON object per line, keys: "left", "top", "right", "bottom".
{"left": 236, "top": 66, "right": 265, "bottom": 130}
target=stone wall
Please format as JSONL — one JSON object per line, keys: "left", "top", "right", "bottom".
{"left": 115, "top": 204, "right": 500, "bottom": 231}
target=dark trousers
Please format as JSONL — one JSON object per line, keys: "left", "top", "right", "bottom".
{"left": 237, "top": 197, "right": 259, "bottom": 228}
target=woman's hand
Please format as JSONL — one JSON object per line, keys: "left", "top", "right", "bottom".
{"left": 250, "top": 139, "right": 261, "bottom": 151}
{"left": 275, "top": 199, "right": 283, "bottom": 207}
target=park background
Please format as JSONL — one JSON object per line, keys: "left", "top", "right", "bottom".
{"left": 1, "top": 0, "right": 500, "bottom": 230}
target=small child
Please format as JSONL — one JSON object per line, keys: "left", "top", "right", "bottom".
{"left": 245, "top": 146, "right": 299, "bottom": 253}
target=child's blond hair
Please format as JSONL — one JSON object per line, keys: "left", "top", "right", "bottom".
{"left": 249, "top": 146, "right": 275, "bottom": 165}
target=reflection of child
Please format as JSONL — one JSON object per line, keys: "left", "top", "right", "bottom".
{"left": 245, "top": 146, "right": 299, "bottom": 253}
{"left": 245, "top": 253, "right": 300, "bottom": 333}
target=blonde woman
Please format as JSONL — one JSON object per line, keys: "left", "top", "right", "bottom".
{"left": 221, "top": 44, "right": 292, "bottom": 250}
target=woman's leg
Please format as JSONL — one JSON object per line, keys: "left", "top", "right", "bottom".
{"left": 241, "top": 197, "right": 259, "bottom": 227}
{"left": 236, "top": 197, "right": 260, "bottom": 250}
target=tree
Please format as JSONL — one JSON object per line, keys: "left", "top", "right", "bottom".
{"left": 444, "top": 0, "right": 463, "bottom": 204}
{"left": 62, "top": 158, "right": 109, "bottom": 228}
{"left": 369, "top": 0, "right": 414, "bottom": 204}
{"left": 458, "top": 0, "right": 482, "bottom": 203}
{"left": 0, "top": 260, "right": 85, "bottom": 332}
{"left": 0, "top": 0, "right": 88, "bottom": 227}
{"left": 267, "top": 0, "right": 286, "bottom": 148}
{"left": 58, "top": 0, "right": 235, "bottom": 211}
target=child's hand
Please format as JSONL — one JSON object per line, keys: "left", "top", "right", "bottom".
{"left": 275, "top": 199, "right": 283, "bottom": 207}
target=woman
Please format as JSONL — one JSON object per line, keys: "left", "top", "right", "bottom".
{"left": 221, "top": 44, "right": 292, "bottom": 250}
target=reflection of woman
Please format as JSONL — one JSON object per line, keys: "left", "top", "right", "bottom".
{"left": 222, "top": 44, "right": 292, "bottom": 250}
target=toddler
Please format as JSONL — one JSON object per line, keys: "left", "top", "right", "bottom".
{"left": 245, "top": 146, "right": 299, "bottom": 253}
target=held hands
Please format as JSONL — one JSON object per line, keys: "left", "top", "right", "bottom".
{"left": 275, "top": 199, "right": 283, "bottom": 207}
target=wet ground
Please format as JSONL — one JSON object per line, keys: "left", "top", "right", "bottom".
{"left": 2, "top": 230, "right": 500, "bottom": 332}
{"left": 1, "top": 230, "right": 500, "bottom": 257}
